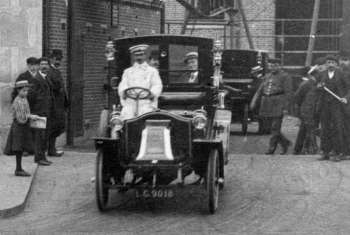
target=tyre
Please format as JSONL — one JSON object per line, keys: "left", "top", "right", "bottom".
{"left": 242, "top": 103, "right": 249, "bottom": 134}
{"left": 97, "top": 109, "right": 110, "bottom": 137}
{"left": 96, "top": 149, "right": 109, "bottom": 211}
{"left": 207, "top": 149, "right": 220, "bottom": 214}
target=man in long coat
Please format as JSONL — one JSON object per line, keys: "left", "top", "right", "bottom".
{"left": 317, "top": 55, "right": 350, "bottom": 161}
{"left": 255, "top": 58, "right": 293, "bottom": 154}
{"left": 47, "top": 50, "right": 68, "bottom": 156}
{"left": 28, "top": 57, "right": 53, "bottom": 166}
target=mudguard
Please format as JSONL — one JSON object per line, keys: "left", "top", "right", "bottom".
{"left": 92, "top": 137, "right": 119, "bottom": 150}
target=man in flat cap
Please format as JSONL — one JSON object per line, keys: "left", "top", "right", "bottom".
{"left": 253, "top": 57, "right": 293, "bottom": 155}
{"left": 118, "top": 44, "right": 163, "bottom": 120}
{"left": 179, "top": 52, "right": 199, "bottom": 83}
{"left": 317, "top": 55, "right": 350, "bottom": 161}
{"left": 47, "top": 49, "right": 68, "bottom": 157}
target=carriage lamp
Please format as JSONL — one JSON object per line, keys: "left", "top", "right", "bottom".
{"left": 192, "top": 109, "right": 208, "bottom": 130}
{"left": 105, "top": 41, "right": 116, "bottom": 61}
{"left": 213, "top": 40, "right": 223, "bottom": 87}
{"left": 110, "top": 105, "right": 123, "bottom": 138}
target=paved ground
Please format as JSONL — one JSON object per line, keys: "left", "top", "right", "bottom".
{"left": 1, "top": 119, "right": 350, "bottom": 234}
{"left": 0, "top": 156, "right": 37, "bottom": 218}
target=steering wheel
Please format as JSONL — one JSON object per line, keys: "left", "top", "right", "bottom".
{"left": 124, "top": 87, "right": 153, "bottom": 100}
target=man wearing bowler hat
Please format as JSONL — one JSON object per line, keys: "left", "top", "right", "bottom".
{"left": 118, "top": 44, "right": 163, "bottom": 120}
{"left": 254, "top": 57, "right": 293, "bottom": 155}
{"left": 47, "top": 49, "right": 69, "bottom": 157}
{"left": 26, "top": 57, "right": 53, "bottom": 166}
{"left": 317, "top": 55, "right": 350, "bottom": 161}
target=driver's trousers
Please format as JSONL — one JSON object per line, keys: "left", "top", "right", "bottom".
{"left": 120, "top": 98, "right": 157, "bottom": 120}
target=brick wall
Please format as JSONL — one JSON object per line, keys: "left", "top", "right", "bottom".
{"left": 165, "top": 0, "right": 276, "bottom": 54}
{"left": 113, "top": 1, "right": 162, "bottom": 37}
{"left": 235, "top": 0, "right": 275, "bottom": 52}
{"left": 45, "top": 0, "right": 161, "bottom": 138}
{"left": 71, "top": 0, "right": 112, "bottom": 131}
{"left": 47, "top": 0, "right": 68, "bottom": 84}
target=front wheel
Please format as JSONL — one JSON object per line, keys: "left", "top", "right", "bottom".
{"left": 96, "top": 149, "right": 109, "bottom": 211}
{"left": 207, "top": 149, "right": 220, "bottom": 214}
{"left": 242, "top": 103, "right": 249, "bottom": 134}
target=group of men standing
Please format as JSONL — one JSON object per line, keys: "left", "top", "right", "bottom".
{"left": 253, "top": 55, "right": 350, "bottom": 161}
{"left": 15, "top": 50, "right": 68, "bottom": 165}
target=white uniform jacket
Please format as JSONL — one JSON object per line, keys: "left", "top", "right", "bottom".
{"left": 118, "top": 62, "right": 163, "bottom": 120}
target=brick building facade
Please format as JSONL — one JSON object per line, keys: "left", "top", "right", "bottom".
{"left": 0, "top": 0, "right": 162, "bottom": 151}
{"left": 164, "top": 0, "right": 276, "bottom": 53}
{"left": 44, "top": 0, "right": 162, "bottom": 142}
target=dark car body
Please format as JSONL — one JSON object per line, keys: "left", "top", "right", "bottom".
{"left": 94, "top": 35, "right": 231, "bottom": 214}
{"left": 221, "top": 49, "right": 268, "bottom": 133}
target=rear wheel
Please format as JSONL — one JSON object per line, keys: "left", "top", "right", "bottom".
{"left": 207, "top": 149, "right": 220, "bottom": 214}
{"left": 96, "top": 149, "right": 109, "bottom": 211}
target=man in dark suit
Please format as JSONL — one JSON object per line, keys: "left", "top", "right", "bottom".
{"left": 28, "top": 57, "right": 53, "bottom": 166}
{"left": 179, "top": 52, "right": 199, "bottom": 83}
{"left": 317, "top": 55, "right": 350, "bottom": 161}
{"left": 255, "top": 58, "right": 293, "bottom": 155}
{"left": 47, "top": 50, "right": 68, "bottom": 157}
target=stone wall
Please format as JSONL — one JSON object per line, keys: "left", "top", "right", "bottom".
{"left": 0, "top": 0, "right": 42, "bottom": 153}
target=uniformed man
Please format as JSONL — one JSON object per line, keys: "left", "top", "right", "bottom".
{"left": 118, "top": 44, "right": 163, "bottom": 120}
{"left": 255, "top": 58, "right": 293, "bottom": 154}
{"left": 179, "top": 52, "right": 199, "bottom": 83}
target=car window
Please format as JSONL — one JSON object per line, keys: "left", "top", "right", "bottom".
{"left": 168, "top": 45, "right": 199, "bottom": 84}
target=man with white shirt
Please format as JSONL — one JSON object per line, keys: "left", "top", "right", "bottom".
{"left": 118, "top": 44, "right": 163, "bottom": 120}
{"left": 317, "top": 55, "right": 350, "bottom": 161}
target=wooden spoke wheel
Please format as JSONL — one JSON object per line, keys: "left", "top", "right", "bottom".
{"left": 96, "top": 150, "right": 110, "bottom": 211}
{"left": 207, "top": 149, "right": 220, "bottom": 214}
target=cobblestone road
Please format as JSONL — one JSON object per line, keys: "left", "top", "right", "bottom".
{"left": 1, "top": 122, "right": 350, "bottom": 234}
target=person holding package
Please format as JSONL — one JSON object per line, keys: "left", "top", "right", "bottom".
{"left": 4, "top": 81, "right": 40, "bottom": 176}
{"left": 253, "top": 58, "right": 293, "bottom": 155}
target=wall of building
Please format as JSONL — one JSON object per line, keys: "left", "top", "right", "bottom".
{"left": 113, "top": 1, "right": 162, "bottom": 37}
{"left": 235, "top": 0, "right": 275, "bottom": 52}
{"left": 164, "top": 0, "right": 276, "bottom": 53}
{"left": 0, "top": 0, "right": 42, "bottom": 152}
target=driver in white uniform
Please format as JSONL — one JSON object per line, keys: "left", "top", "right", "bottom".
{"left": 118, "top": 44, "right": 163, "bottom": 120}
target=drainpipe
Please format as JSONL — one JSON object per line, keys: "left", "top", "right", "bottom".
{"left": 66, "top": 0, "right": 74, "bottom": 146}
{"left": 160, "top": 1, "right": 165, "bottom": 34}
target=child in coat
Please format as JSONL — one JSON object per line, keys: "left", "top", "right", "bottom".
{"left": 4, "top": 80, "right": 39, "bottom": 176}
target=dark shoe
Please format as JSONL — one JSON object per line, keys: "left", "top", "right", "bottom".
{"left": 15, "top": 170, "right": 31, "bottom": 177}
{"left": 43, "top": 159, "right": 53, "bottom": 164}
{"left": 48, "top": 151, "right": 64, "bottom": 157}
{"left": 330, "top": 155, "right": 342, "bottom": 162}
{"left": 265, "top": 148, "right": 276, "bottom": 155}
{"left": 35, "top": 160, "right": 51, "bottom": 166}
{"left": 318, "top": 153, "right": 330, "bottom": 161}
{"left": 280, "top": 140, "right": 291, "bottom": 155}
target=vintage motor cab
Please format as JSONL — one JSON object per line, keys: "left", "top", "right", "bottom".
{"left": 94, "top": 35, "right": 233, "bottom": 214}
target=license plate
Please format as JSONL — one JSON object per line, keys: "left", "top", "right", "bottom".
{"left": 135, "top": 188, "right": 175, "bottom": 199}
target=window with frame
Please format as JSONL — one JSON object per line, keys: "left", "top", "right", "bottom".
{"left": 189, "top": 0, "right": 234, "bottom": 19}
